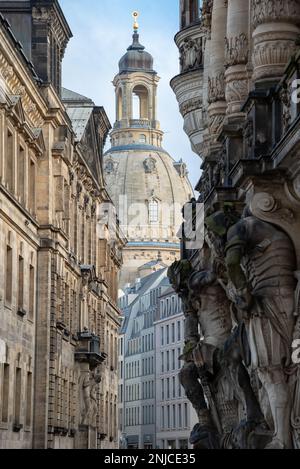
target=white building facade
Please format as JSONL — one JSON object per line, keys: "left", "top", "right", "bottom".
{"left": 155, "top": 288, "right": 197, "bottom": 450}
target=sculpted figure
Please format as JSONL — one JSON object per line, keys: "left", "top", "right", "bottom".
{"left": 206, "top": 208, "right": 297, "bottom": 449}
{"left": 168, "top": 254, "right": 264, "bottom": 449}
{"left": 80, "top": 371, "right": 101, "bottom": 427}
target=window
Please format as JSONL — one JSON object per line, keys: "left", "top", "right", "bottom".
{"left": 166, "top": 325, "right": 169, "bottom": 345}
{"left": 184, "top": 403, "right": 188, "bottom": 428}
{"left": 167, "top": 378, "right": 170, "bottom": 399}
{"left": 177, "top": 321, "right": 181, "bottom": 342}
{"left": 6, "top": 129, "right": 14, "bottom": 191}
{"left": 178, "top": 404, "right": 182, "bottom": 428}
{"left": 14, "top": 367, "right": 22, "bottom": 425}
{"left": 166, "top": 351, "right": 170, "bottom": 372}
{"left": 139, "top": 134, "right": 147, "bottom": 143}
{"left": 1, "top": 364, "right": 9, "bottom": 422}
{"left": 18, "top": 256, "right": 24, "bottom": 311}
{"left": 167, "top": 406, "right": 170, "bottom": 429}
{"left": 172, "top": 376, "right": 176, "bottom": 398}
{"left": 18, "top": 146, "right": 25, "bottom": 204}
{"left": 172, "top": 405, "right": 176, "bottom": 429}
{"left": 149, "top": 199, "right": 159, "bottom": 224}
{"left": 172, "top": 323, "right": 175, "bottom": 343}
{"left": 172, "top": 350, "right": 175, "bottom": 371}
{"left": 162, "top": 406, "right": 165, "bottom": 429}
{"left": 5, "top": 246, "right": 12, "bottom": 304}
{"left": 161, "top": 352, "right": 164, "bottom": 373}
{"left": 26, "top": 372, "right": 32, "bottom": 427}
{"left": 29, "top": 265, "right": 35, "bottom": 320}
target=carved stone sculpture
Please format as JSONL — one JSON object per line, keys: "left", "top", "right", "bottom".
{"left": 205, "top": 208, "right": 297, "bottom": 449}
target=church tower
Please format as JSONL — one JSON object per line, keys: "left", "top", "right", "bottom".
{"left": 104, "top": 13, "right": 193, "bottom": 288}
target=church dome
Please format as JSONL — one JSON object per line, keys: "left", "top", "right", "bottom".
{"left": 119, "top": 33, "right": 155, "bottom": 74}
{"left": 104, "top": 147, "right": 193, "bottom": 242}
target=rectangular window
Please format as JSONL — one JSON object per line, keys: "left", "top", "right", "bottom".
{"left": 5, "top": 246, "right": 12, "bottom": 304}
{"left": 1, "top": 364, "right": 10, "bottom": 422}
{"left": 172, "top": 405, "right": 176, "bottom": 429}
{"left": 161, "top": 406, "right": 165, "bottom": 429}
{"left": 167, "top": 405, "right": 170, "bottom": 429}
{"left": 18, "top": 146, "right": 25, "bottom": 204}
{"left": 29, "top": 265, "right": 35, "bottom": 320}
{"left": 6, "top": 130, "right": 14, "bottom": 191}
{"left": 178, "top": 404, "right": 182, "bottom": 428}
{"left": 184, "top": 403, "right": 188, "bottom": 428}
{"left": 161, "top": 379, "right": 164, "bottom": 400}
{"left": 172, "top": 323, "right": 175, "bottom": 343}
{"left": 18, "top": 256, "right": 24, "bottom": 311}
{"left": 167, "top": 378, "right": 170, "bottom": 399}
{"left": 28, "top": 160, "right": 36, "bottom": 213}
{"left": 172, "top": 349, "right": 175, "bottom": 371}
{"left": 166, "top": 325, "right": 169, "bottom": 344}
{"left": 177, "top": 348, "right": 181, "bottom": 369}
{"left": 172, "top": 376, "right": 176, "bottom": 398}
{"left": 166, "top": 351, "right": 170, "bottom": 372}
{"left": 26, "top": 372, "right": 32, "bottom": 427}
{"left": 14, "top": 367, "right": 22, "bottom": 425}
{"left": 161, "top": 352, "right": 164, "bottom": 373}
{"left": 177, "top": 321, "right": 181, "bottom": 342}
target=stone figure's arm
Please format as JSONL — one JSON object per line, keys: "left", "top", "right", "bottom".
{"left": 226, "top": 222, "right": 252, "bottom": 311}
{"left": 184, "top": 309, "right": 200, "bottom": 346}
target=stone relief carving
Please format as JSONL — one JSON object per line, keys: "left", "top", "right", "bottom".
{"left": 225, "top": 33, "right": 249, "bottom": 68}
{"left": 180, "top": 37, "right": 203, "bottom": 73}
{"left": 252, "top": 0, "right": 300, "bottom": 28}
{"left": 143, "top": 156, "right": 157, "bottom": 174}
{"left": 208, "top": 72, "right": 225, "bottom": 104}
{"left": 104, "top": 158, "right": 119, "bottom": 175}
{"left": 225, "top": 79, "right": 249, "bottom": 105}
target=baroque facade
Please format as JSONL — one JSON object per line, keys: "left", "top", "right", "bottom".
{"left": 0, "top": 1, "right": 124, "bottom": 449}
{"left": 171, "top": 0, "right": 300, "bottom": 449}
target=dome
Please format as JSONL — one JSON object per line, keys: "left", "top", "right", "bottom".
{"left": 119, "top": 33, "right": 155, "bottom": 73}
{"left": 103, "top": 146, "right": 193, "bottom": 244}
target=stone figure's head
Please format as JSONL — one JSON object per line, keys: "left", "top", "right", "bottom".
{"left": 205, "top": 203, "right": 240, "bottom": 257}
{"left": 167, "top": 260, "right": 193, "bottom": 296}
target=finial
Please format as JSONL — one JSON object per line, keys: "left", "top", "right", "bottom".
{"left": 132, "top": 11, "right": 139, "bottom": 32}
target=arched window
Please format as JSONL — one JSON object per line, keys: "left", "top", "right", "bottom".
{"left": 139, "top": 134, "right": 147, "bottom": 144}
{"left": 117, "top": 88, "right": 123, "bottom": 120}
{"left": 132, "top": 85, "right": 149, "bottom": 119}
{"left": 149, "top": 199, "right": 159, "bottom": 224}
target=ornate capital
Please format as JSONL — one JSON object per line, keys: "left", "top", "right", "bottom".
{"left": 225, "top": 33, "right": 249, "bottom": 68}
{"left": 252, "top": 0, "right": 300, "bottom": 28}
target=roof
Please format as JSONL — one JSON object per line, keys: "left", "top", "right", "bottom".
{"left": 61, "top": 88, "right": 94, "bottom": 104}
{"left": 120, "top": 267, "right": 167, "bottom": 334}
{"left": 119, "top": 32, "right": 155, "bottom": 74}
{"left": 61, "top": 87, "right": 94, "bottom": 141}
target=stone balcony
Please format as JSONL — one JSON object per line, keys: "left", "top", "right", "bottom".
{"left": 171, "top": 20, "right": 206, "bottom": 158}
{"left": 75, "top": 331, "right": 107, "bottom": 368}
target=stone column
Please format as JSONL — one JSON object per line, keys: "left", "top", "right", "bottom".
{"left": 225, "top": 0, "right": 250, "bottom": 119}
{"left": 252, "top": 0, "right": 300, "bottom": 86}
{"left": 207, "top": 0, "right": 228, "bottom": 151}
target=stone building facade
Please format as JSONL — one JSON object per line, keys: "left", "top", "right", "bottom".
{"left": 0, "top": 1, "right": 124, "bottom": 449}
{"left": 170, "top": 0, "right": 300, "bottom": 450}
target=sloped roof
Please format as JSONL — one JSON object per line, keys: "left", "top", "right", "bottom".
{"left": 61, "top": 87, "right": 95, "bottom": 141}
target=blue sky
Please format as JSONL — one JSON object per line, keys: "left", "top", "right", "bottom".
{"left": 59, "top": 0, "right": 201, "bottom": 189}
